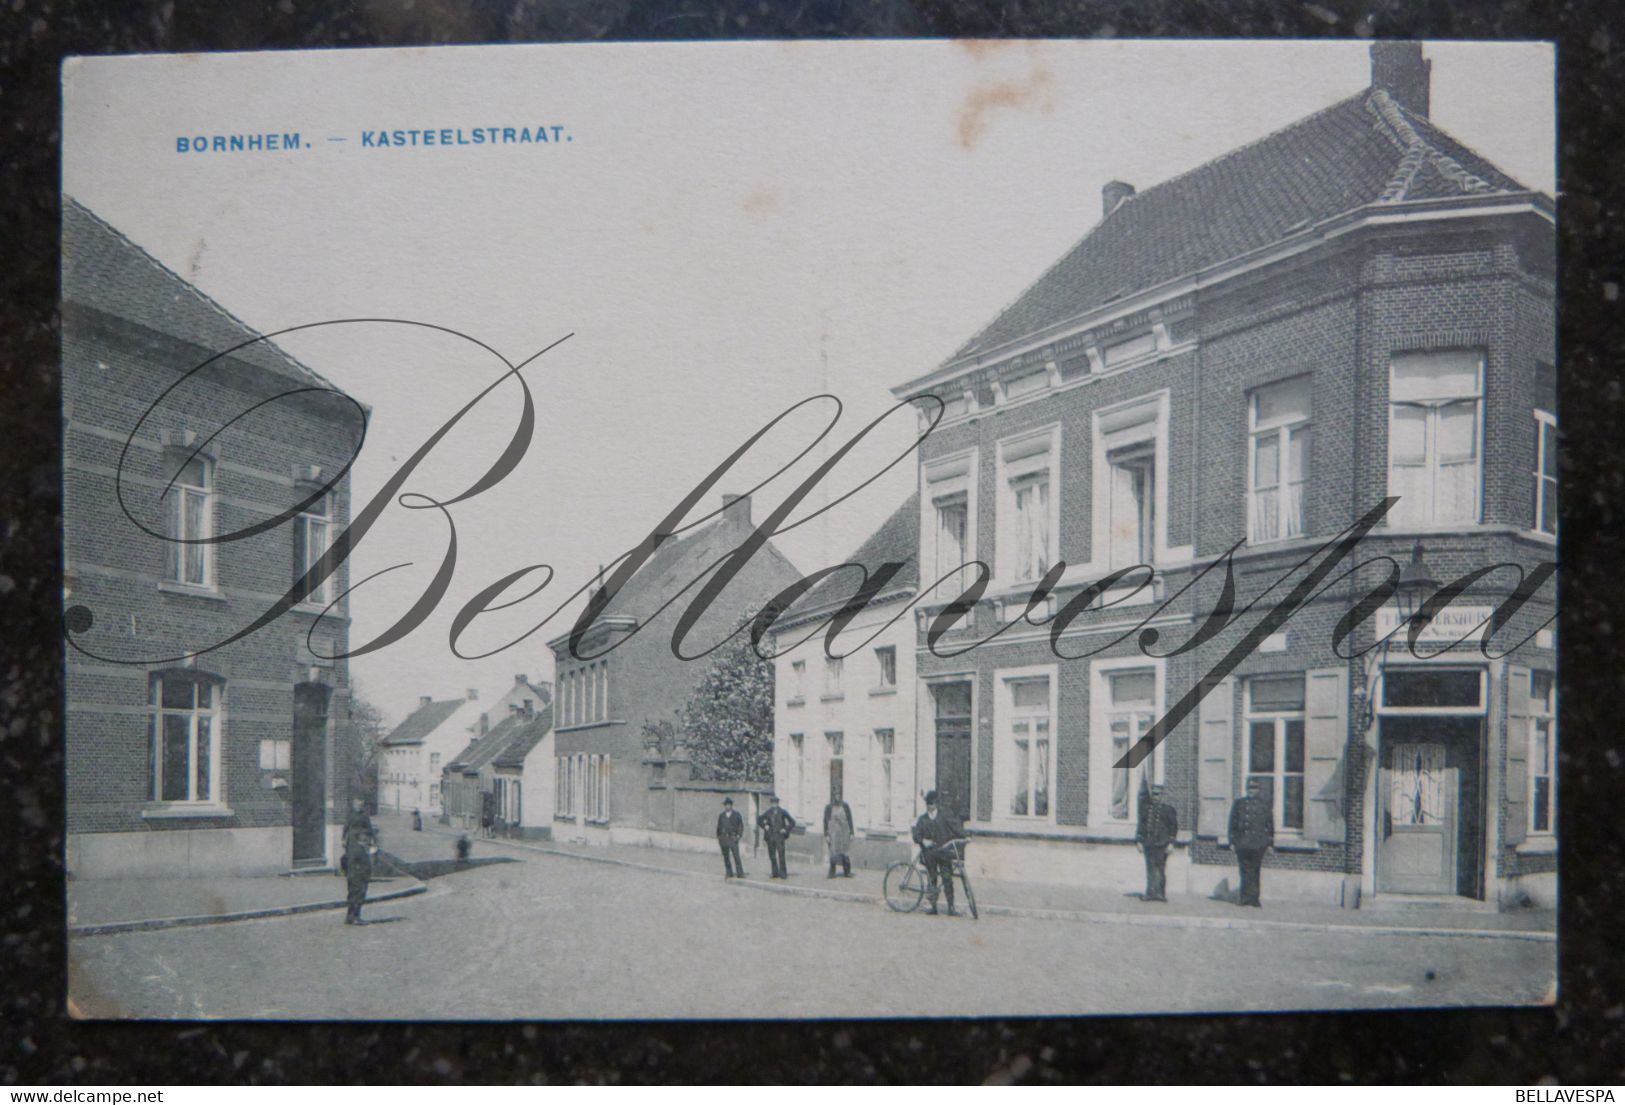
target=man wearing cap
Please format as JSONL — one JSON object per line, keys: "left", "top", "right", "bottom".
{"left": 910, "top": 789, "right": 964, "bottom": 916}
{"left": 716, "top": 795, "right": 747, "bottom": 879}
{"left": 1135, "top": 782, "right": 1179, "bottom": 902}
{"left": 1228, "top": 776, "right": 1275, "bottom": 907}
{"left": 757, "top": 794, "right": 796, "bottom": 879}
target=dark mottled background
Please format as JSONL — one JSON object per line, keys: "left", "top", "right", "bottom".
{"left": 2, "top": 0, "right": 1621, "bottom": 1085}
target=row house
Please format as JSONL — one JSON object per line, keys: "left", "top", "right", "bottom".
{"left": 63, "top": 199, "right": 363, "bottom": 877}
{"left": 378, "top": 673, "right": 549, "bottom": 817}
{"left": 889, "top": 44, "right": 1555, "bottom": 908}
{"left": 549, "top": 493, "right": 801, "bottom": 848}
{"left": 771, "top": 494, "right": 920, "bottom": 868}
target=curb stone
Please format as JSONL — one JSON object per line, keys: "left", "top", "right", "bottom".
{"left": 69, "top": 882, "right": 427, "bottom": 938}
{"left": 421, "top": 824, "right": 1555, "bottom": 944}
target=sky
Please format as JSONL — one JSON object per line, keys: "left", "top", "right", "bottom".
{"left": 61, "top": 40, "right": 1555, "bottom": 726}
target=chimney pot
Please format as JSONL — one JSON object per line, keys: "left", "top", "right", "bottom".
{"left": 467, "top": 688, "right": 479, "bottom": 701}
{"left": 1102, "top": 180, "right": 1136, "bottom": 218}
{"left": 419, "top": 695, "right": 433, "bottom": 708}
{"left": 515, "top": 673, "right": 527, "bottom": 685}
{"left": 1370, "top": 41, "right": 1431, "bottom": 118}
{"left": 722, "top": 493, "right": 751, "bottom": 528}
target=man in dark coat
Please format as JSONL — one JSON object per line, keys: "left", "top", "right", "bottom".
{"left": 911, "top": 789, "right": 964, "bottom": 916}
{"left": 716, "top": 796, "right": 747, "bottom": 879}
{"left": 342, "top": 797, "right": 376, "bottom": 925}
{"left": 823, "top": 795, "right": 855, "bottom": 878}
{"left": 1135, "top": 782, "right": 1179, "bottom": 902}
{"left": 757, "top": 794, "right": 795, "bottom": 879}
{"left": 1228, "top": 777, "right": 1275, "bottom": 907}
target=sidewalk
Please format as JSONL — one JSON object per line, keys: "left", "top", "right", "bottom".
{"left": 68, "top": 864, "right": 427, "bottom": 937}
{"left": 384, "top": 811, "right": 1555, "bottom": 943}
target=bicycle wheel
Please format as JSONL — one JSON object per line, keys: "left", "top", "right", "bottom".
{"left": 884, "top": 861, "right": 926, "bottom": 913}
{"left": 959, "top": 870, "right": 978, "bottom": 920}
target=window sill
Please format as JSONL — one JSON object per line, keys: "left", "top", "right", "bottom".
{"left": 819, "top": 694, "right": 845, "bottom": 703}
{"left": 863, "top": 830, "right": 899, "bottom": 841}
{"left": 157, "top": 582, "right": 226, "bottom": 602}
{"left": 142, "top": 803, "right": 234, "bottom": 820}
{"left": 291, "top": 601, "right": 344, "bottom": 618}
{"left": 868, "top": 687, "right": 898, "bottom": 697}
{"left": 1516, "top": 836, "right": 1557, "bottom": 855}
{"left": 553, "top": 814, "right": 578, "bottom": 823}
{"left": 584, "top": 817, "right": 611, "bottom": 827}
{"left": 785, "top": 696, "right": 806, "bottom": 708}
{"left": 1210, "top": 837, "right": 1318, "bottom": 852}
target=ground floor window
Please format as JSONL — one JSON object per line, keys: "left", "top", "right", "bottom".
{"left": 1245, "top": 674, "right": 1307, "bottom": 832}
{"left": 872, "top": 729, "right": 895, "bottom": 826}
{"left": 1090, "top": 660, "right": 1163, "bottom": 829}
{"left": 1529, "top": 670, "right": 1556, "bottom": 835}
{"left": 149, "top": 672, "right": 222, "bottom": 804}
{"left": 998, "top": 671, "right": 1053, "bottom": 819}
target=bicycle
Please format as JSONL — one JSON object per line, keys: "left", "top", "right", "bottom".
{"left": 883, "top": 838, "right": 977, "bottom": 919}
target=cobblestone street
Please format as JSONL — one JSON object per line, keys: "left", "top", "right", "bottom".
{"left": 68, "top": 843, "right": 1556, "bottom": 1020}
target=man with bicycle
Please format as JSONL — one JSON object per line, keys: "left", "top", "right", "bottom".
{"left": 911, "top": 789, "right": 964, "bottom": 916}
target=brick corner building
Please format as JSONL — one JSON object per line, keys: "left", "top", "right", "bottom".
{"left": 889, "top": 44, "right": 1556, "bottom": 909}
{"left": 63, "top": 197, "right": 366, "bottom": 878}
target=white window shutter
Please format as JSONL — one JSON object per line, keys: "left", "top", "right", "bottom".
{"left": 1304, "top": 667, "right": 1349, "bottom": 843}
{"left": 1197, "top": 678, "right": 1235, "bottom": 839}
{"left": 1505, "top": 665, "right": 1531, "bottom": 848}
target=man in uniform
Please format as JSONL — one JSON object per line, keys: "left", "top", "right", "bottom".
{"left": 342, "top": 797, "right": 376, "bottom": 925}
{"left": 1228, "top": 777, "right": 1275, "bottom": 907}
{"left": 911, "top": 789, "right": 964, "bottom": 916}
{"left": 1135, "top": 782, "right": 1179, "bottom": 902}
{"left": 757, "top": 794, "right": 795, "bottom": 879}
{"left": 716, "top": 796, "right": 747, "bottom": 879}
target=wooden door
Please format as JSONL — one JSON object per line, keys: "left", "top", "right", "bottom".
{"left": 1379, "top": 738, "right": 1457, "bottom": 894}
{"left": 933, "top": 681, "right": 973, "bottom": 823}
{"left": 291, "top": 683, "right": 329, "bottom": 865}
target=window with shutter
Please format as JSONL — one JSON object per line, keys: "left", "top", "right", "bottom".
{"left": 1303, "top": 667, "right": 1349, "bottom": 843}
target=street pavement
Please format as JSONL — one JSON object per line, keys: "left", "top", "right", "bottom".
{"left": 68, "top": 836, "right": 1557, "bottom": 1020}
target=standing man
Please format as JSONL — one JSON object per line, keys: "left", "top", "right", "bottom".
{"left": 911, "top": 790, "right": 964, "bottom": 916}
{"left": 1228, "top": 777, "right": 1275, "bottom": 907}
{"left": 757, "top": 794, "right": 796, "bottom": 879}
{"left": 823, "top": 791, "right": 855, "bottom": 879}
{"left": 1135, "top": 782, "right": 1179, "bottom": 902}
{"left": 342, "top": 797, "right": 376, "bottom": 926}
{"left": 716, "top": 796, "right": 747, "bottom": 879}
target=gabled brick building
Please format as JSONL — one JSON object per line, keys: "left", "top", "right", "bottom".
{"left": 549, "top": 493, "right": 800, "bottom": 847}
{"left": 63, "top": 198, "right": 364, "bottom": 877}
{"left": 890, "top": 45, "right": 1556, "bottom": 907}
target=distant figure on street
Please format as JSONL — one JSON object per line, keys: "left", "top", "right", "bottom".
{"left": 1228, "top": 777, "right": 1275, "bottom": 907}
{"left": 823, "top": 794, "right": 854, "bottom": 878}
{"left": 1135, "top": 782, "right": 1179, "bottom": 902}
{"left": 342, "top": 797, "right": 376, "bottom": 925}
{"left": 911, "top": 789, "right": 964, "bottom": 916}
{"left": 757, "top": 794, "right": 796, "bottom": 879}
{"left": 411, "top": 808, "right": 423, "bottom": 832}
{"left": 716, "top": 796, "right": 747, "bottom": 879}
{"left": 481, "top": 791, "right": 496, "bottom": 838}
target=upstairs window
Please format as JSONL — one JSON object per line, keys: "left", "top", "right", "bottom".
{"left": 1248, "top": 377, "right": 1311, "bottom": 543}
{"left": 1534, "top": 409, "right": 1558, "bottom": 536}
{"left": 924, "top": 451, "right": 976, "bottom": 596}
{"left": 1107, "top": 443, "right": 1155, "bottom": 570}
{"left": 874, "top": 646, "right": 897, "bottom": 690}
{"left": 788, "top": 660, "right": 807, "bottom": 703}
{"left": 166, "top": 457, "right": 213, "bottom": 587}
{"left": 934, "top": 494, "right": 969, "bottom": 587}
{"left": 822, "top": 656, "right": 844, "bottom": 699}
{"left": 292, "top": 493, "right": 333, "bottom": 606}
{"left": 1388, "top": 351, "right": 1482, "bottom": 526}
{"left": 997, "top": 429, "right": 1059, "bottom": 585}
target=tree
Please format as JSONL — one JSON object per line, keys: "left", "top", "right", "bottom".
{"left": 682, "top": 630, "right": 775, "bottom": 783}
{"left": 341, "top": 681, "right": 387, "bottom": 809}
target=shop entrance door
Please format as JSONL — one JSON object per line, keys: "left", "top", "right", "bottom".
{"left": 1377, "top": 715, "right": 1483, "bottom": 896}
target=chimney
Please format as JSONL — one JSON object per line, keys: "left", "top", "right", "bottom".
{"left": 1370, "top": 41, "right": 1431, "bottom": 118}
{"left": 515, "top": 673, "right": 528, "bottom": 686}
{"left": 419, "top": 695, "right": 433, "bottom": 708}
{"left": 466, "top": 687, "right": 479, "bottom": 701}
{"left": 722, "top": 493, "right": 751, "bottom": 528}
{"left": 1102, "top": 180, "right": 1135, "bottom": 218}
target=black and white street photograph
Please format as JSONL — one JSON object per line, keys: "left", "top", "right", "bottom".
{"left": 56, "top": 38, "right": 1557, "bottom": 1021}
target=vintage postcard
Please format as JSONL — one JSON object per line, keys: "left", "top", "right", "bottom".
{"left": 61, "top": 39, "right": 1557, "bottom": 1020}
